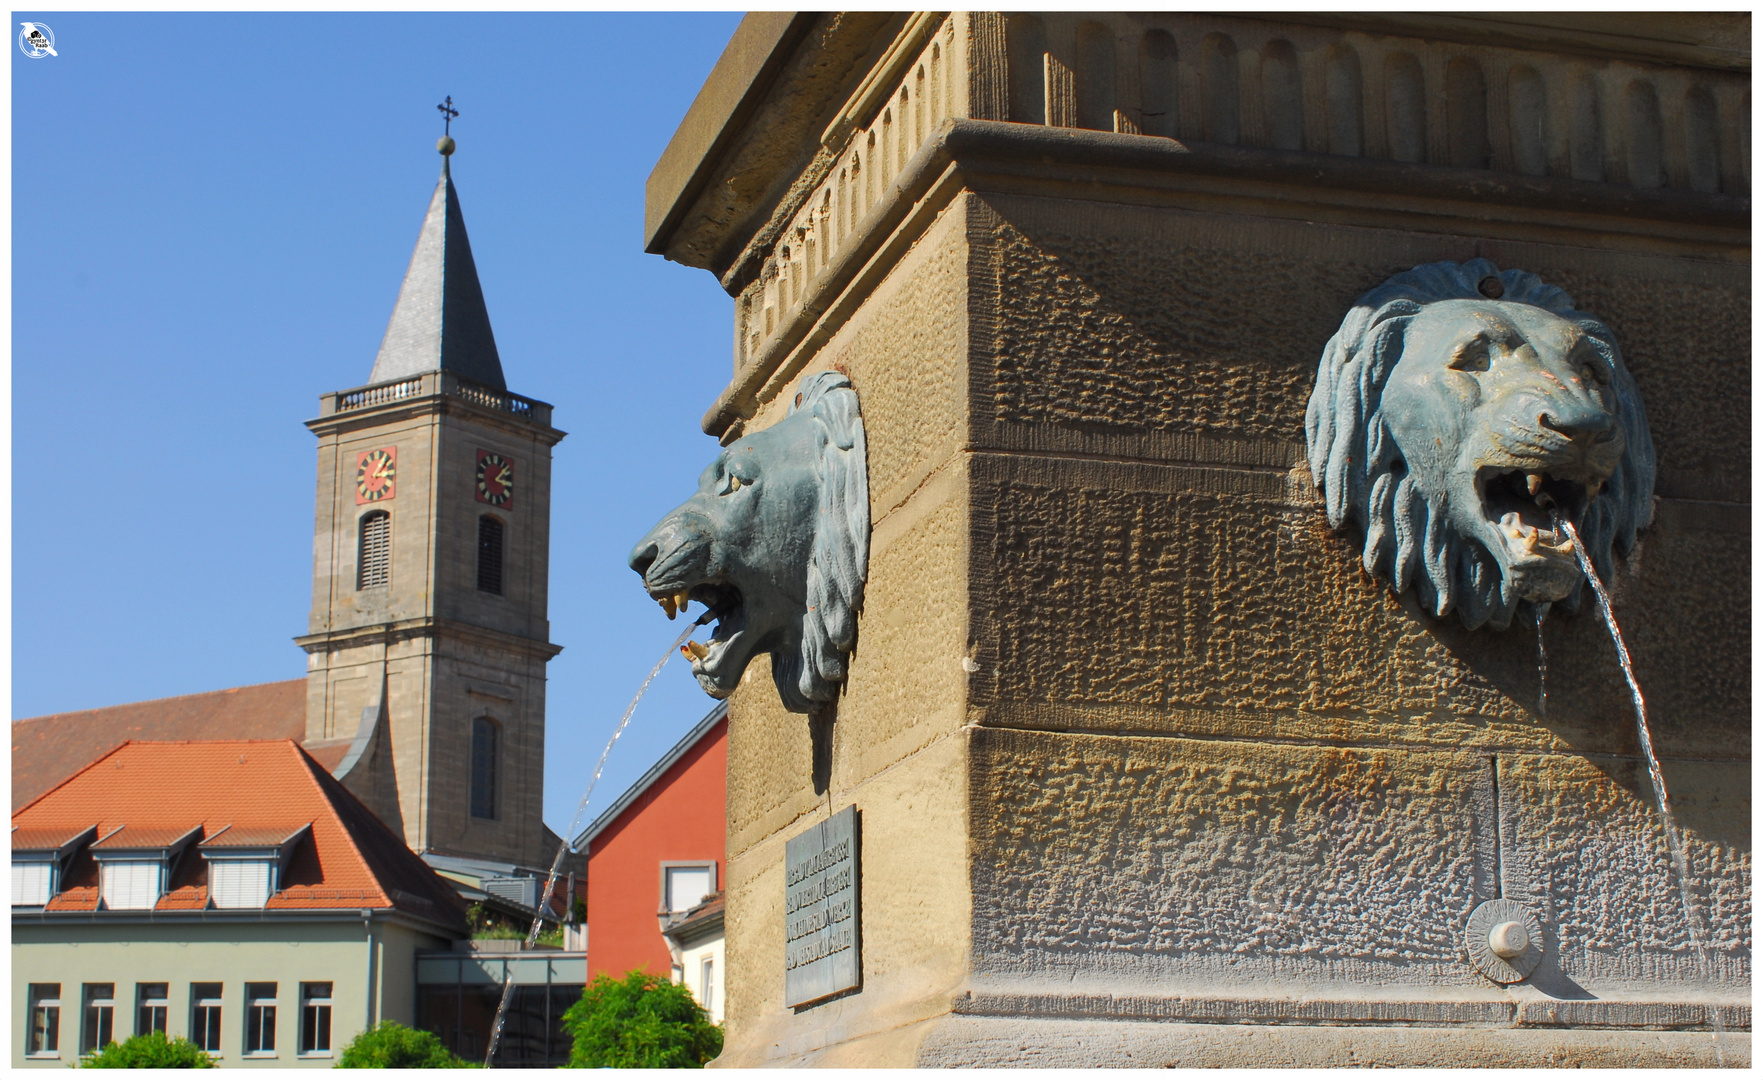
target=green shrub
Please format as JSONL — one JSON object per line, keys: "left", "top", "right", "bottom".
{"left": 80, "top": 1030, "right": 214, "bottom": 1068}
{"left": 335, "top": 1021, "right": 476, "bottom": 1068}
{"left": 561, "top": 970, "right": 722, "bottom": 1068}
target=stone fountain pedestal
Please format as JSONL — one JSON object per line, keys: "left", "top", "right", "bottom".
{"left": 643, "top": 13, "right": 1749, "bottom": 1066}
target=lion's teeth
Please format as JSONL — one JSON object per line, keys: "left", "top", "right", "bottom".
{"left": 660, "top": 595, "right": 678, "bottom": 619}
{"left": 1527, "top": 473, "right": 1544, "bottom": 496}
{"left": 674, "top": 589, "right": 692, "bottom": 612}
{"left": 683, "top": 640, "right": 709, "bottom": 660}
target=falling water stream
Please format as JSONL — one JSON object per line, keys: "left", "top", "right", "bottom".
{"left": 1555, "top": 516, "right": 1729, "bottom": 1065}
{"left": 1533, "top": 600, "right": 1550, "bottom": 718}
{"left": 483, "top": 620, "right": 700, "bottom": 1067}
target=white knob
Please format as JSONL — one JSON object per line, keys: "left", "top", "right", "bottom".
{"left": 1488, "top": 920, "right": 1530, "bottom": 959}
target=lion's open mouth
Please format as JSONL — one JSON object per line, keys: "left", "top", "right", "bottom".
{"left": 651, "top": 581, "right": 747, "bottom": 693}
{"left": 1477, "top": 466, "right": 1591, "bottom": 562}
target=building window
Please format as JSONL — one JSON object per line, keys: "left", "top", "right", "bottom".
{"left": 662, "top": 863, "right": 715, "bottom": 916}
{"left": 700, "top": 959, "right": 715, "bottom": 1013}
{"left": 28, "top": 984, "right": 61, "bottom": 1056}
{"left": 99, "top": 860, "right": 162, "bottom": 910}
{"left": 13, "top": 859, "right": 52, "bottom": 905}
{"left": 358, "top": 510, "right": 391, "bottom": 589}
{"left": 245, "top": 983, "right": 276, "bottom": 1056}
{"left": 299, "top": 983, "right": 332, "bottom": 1055}
{"left": 471, "top": 717, "right": 499, "bottom": 820}
{"left": 477, "top": 515, "right": 504, "bottom": 594}
{"left": 81, "top": 984, "right": 116, "bottom": 1055}
{"left": 210, "top": 860, "right": 273, "bottom": 909}
{"left": 136, "top": 984, "right": 168, "bottom": 1036}
{"left": 191, "top": 984, "right": 223, "bottom": 1054}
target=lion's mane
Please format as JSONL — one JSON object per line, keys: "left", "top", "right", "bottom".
{"left": 1304, "top": 259, "right": 1655, "bottom": 628}
{"left": 772, "top": 371, "right": 870, "bottom": 711}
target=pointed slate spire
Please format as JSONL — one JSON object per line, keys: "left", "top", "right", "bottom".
{"left": 368, "top": 139, "right": 507, "bottom": 391}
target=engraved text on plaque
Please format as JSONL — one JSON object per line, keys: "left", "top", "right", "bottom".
{"left": 783, "top": 804, "right": 860, "bottom": 1007}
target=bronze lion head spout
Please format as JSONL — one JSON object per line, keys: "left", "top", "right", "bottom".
{"left": 1306, "top": 260, "right": 1655, "bottom": 630}
{"left": 630, "top": 372, "right": 869, "bottom": 712}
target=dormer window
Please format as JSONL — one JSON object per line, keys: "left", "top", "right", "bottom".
{"left": 200, "top": 824, "right": 311, "bottom": 909}
{"left": 11, "top": 825, "right": 96, "bottom": 907}
{"left": 89, "top": 826, "right": 201, "bottom": 910}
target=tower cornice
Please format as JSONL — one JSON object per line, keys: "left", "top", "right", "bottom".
{"left": 306, "top": 371, "right": 566, "bottom": 445}
{"left": 294, "top": 616, "right": 563, "bottom": 663}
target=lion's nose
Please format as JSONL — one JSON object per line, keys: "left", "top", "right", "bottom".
{"left": 1538, "top": 403, "right": 1614, "bottom": 445}
{"left": 629, "top": 539, "right": 660, "bottom": 577}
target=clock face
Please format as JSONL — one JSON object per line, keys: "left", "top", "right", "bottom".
{"left": 476, "top": 450, "right": 514, "bottom": 509}
{"left": 355, "top": 447, "right": 397, "bottom": 505}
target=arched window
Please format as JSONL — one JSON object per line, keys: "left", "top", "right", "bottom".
{"left": 470, "top": 717, "right": 499, "bottom": 820}
{"left": 357, "top": 511, "right": 390, "bottom": 590}
{"left": 477, "top": 515, "right": 504, "bottom": 595}
{"left": 1139, "top": 30, "right": 1179, "bottom": 138}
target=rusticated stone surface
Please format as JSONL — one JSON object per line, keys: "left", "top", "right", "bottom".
{"left": 968, "top": 727, "right": 1493, "bottom": 986}
{"left": 1500, "top": 753, "right": 1751, "bottom": 989}
{"left": 967, "top": 453, "right": 1747, "bottom": 760}
{"left": 972, "top": 195, "right": 1751, "bottom": 503}
{"left": 967, "top": 728, "right": 1750, "bottom": 999}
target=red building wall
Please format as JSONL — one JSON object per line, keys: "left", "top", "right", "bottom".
{"left": 585, "top": 715, "right": 727, "bottom": 979}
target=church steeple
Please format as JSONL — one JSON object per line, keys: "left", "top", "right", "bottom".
{"left": 301, "top": 111, "right": 564, "bottom": 873}
{"left": 368, "top": 136, "right": 507, "bottom": 391}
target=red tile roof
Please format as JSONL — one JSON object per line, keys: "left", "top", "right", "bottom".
{"left": 12, "top": 681, "right": 306, "bottom": 811}
{"left": 90, "top": 824, "right": 202, "bottom": 851}
{"left": 11, "top": 825, "right": 95, "bottom": 852}
{"left": 13, "top": 740, "right": 465, "bottom": 931}
{"left": 201, "top": 825, "right": 310, "bottom": 848}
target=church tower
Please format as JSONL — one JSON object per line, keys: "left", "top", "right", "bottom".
{"left": 297, "top": 134, "right": 564, "bottom": 872}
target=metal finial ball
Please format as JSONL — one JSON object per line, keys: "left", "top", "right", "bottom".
{"left": 437, "top": 136, "right": 457, "bottom": 156}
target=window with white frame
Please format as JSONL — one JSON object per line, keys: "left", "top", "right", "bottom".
{"left": 700, "top": 958, "right": 715, "bottom": 1013}
{"left": 244, "top": 983, "right": 276, "bottom": 1056}
{"left": 209, "top": 860, "right": 273, "bottom": 909}
{"left": 662, "top": 863, "right": 714, "bottom": 916}
{"left": 136, "top": 984, "right": 168, "bottom": 1036}
{"left": 13, "top": 859, "right": 52, "bottom": 906}
{"left": 191, "top": 984, "right": 223, "bottom": 1054}
{"left": 28, "top": 983, "right": 61, "bottom": 1056}
{"left": 299, "top": 983, "right": 332, "bottom": 1055}
{"left": 99, "top": 860, "right": 163, "bottom": 910}
{"left": 81, "top": 984, "right": 116, "bottom": 1055}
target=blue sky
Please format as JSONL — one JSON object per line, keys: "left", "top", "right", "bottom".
{"left": 12, "top": 12, "right": 748, "bottom": 835}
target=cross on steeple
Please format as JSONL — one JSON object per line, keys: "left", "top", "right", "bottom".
{"left": 437, "top": 96, "right": 459, "bottom": 136}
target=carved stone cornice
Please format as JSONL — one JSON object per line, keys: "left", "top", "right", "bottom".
{"left": 305, "top": 371, "right": 565, "bottom": 445}
{"left": 700, "top": 116, "right": 1749, "bottom": 438}
{"left": 295, "top": 617, "right": 563, "bottom": 662}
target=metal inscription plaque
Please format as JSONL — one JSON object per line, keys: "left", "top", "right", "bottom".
{"left": 783, "top": 804, "right": 860, "bottom": 1007}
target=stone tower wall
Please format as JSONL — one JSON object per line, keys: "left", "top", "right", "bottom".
{"left": 301, "top": 374, "right": 562, "bottom": 869}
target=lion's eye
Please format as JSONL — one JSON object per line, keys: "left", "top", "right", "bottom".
{"left": 1579, "top": 362, "right": 1608, "bottom": 386}
{"left": 1449, "top": 338, "right": 1491, "bottom": 372}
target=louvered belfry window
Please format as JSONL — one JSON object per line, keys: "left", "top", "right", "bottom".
{"left": 358, "top": 511, "right": 390, "bottom": 589}
{"left": 471, "top": 717, "right": 499, "bottom": 820}
{"left": 477, "top": 515, "right": 504, "bottom": 595}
